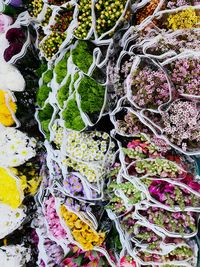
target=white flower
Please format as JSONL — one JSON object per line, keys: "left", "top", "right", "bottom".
{"left": 0, "top": 242, "right": 30, "bottom": 267}
{"left": 0, "top": 204, "right": 26, "bottom": 239}
{"left": 0, "top": 62, "right": 25, "bottom": 92}
{"left": 0, "top": 127, "right": 36, "bottom": 167}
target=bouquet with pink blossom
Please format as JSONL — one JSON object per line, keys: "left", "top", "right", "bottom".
{"left": 128, "top": 57, "right": 171, "bottom": 110}
{"left": 138, "top": 206, "right": 197, "bottom": 236}
{"left": 165, "top": 56, "right": 200, "bottom": 96}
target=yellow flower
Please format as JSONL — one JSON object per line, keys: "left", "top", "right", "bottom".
{"left": 167, "top": 8, "right": 200, "bottom": 30}
{"left": 0, "top": 90, "right": 17, "bottom": 126}
{"left": 26, "top": 177, "right": 41, "bottom": 195}
{"left": 0, "top": 167, "right": 23, "bottom": 209}
{"left": 60, "top": 205, "right": 105, "bottom": 250}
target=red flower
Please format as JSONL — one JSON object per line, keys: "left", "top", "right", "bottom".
{"left": 120, "top": 256, "right": 137, "bottom": 267}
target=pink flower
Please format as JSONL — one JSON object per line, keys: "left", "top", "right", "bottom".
{"left": 120, "top": 256, "right": 137, "bottom": 267}
{"left": 0, "top": 14, "right": 13, "bottom": 33}
{"left": 62, "top": 258, "right": 78, "bottom": 267}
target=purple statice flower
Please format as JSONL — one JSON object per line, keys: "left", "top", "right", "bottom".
{"left": 168, "top": 57, "right": 200, "bottom": 96}
{"left": 131, "top": 66, "right": 170, "bottom": 109}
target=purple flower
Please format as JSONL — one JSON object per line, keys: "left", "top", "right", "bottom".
{"left": 4, "top": 43, "right": 23, "bottom": 61}
{"left": 6, "top": 28, "right": 26, "bottom": 43}
{"left": 72, "top": 183, "right": 83, "bottom": 193}
{"left": 8, "top": 0, "right": 22, "bottom": 7}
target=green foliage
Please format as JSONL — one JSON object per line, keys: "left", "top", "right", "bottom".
{"left": 62, "top": 95, "right": 85, "bottom": 131}
{"left": 37, "top": 85, "right": 52, "bottom": 107}
{"left": 38, "top": 103, "right": 54, "bottom": 139}
{"left": 43, "top": 69, "right": 53, "bottom": 84}
{"left": 54, "top": 51, "right": 70, "bottom": 84}
{"left": 77, "top": 75, "right": 105, "bottom": 118}
{"left": 71, "top": 72, "right": 79, "bottom": 92}
{"left": 72, "top": 41, "right": 93, "bottom": 73}
{"left": 57, "top": 75, "right": 71, "bottom": 108}
{"left": 41, "top": 119, "right": 51, "bottom": 139}
{"left": 35, "top": 62, "right": 47, "bottom": 77}
{"left": 57, "top": 72, "right": 80, "bottom": 108}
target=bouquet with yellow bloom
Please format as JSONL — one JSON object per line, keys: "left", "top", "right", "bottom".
{"left": 60, "top": 205, "right": 105, "bottom": 250}
{"left": 0, "top": 167, "right": 24, "bottom": 209}
{"left": 0, "top": 90, "right": 17, "bottom": 126}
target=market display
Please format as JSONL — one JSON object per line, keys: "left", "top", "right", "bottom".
{"left": 0, "top": 0, "right": 200, "bottom": 266}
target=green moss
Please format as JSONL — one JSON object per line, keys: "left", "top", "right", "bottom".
{"left": 54, "top": 51, "right": 70, "bottom": 84}
{"left": 62, "top": 95, "right": 85, "bottom": 131}
{"left": 37, "top": 85, "right": 52, "bottom": 107}
{"left": 77, "top": 75, "right": 105, "bottom": 119}
{"left": 72, "top": 41, "right": 93, "bottom": 73}
{"left": 42, "top": 69, "right": 53, "bottom": 84}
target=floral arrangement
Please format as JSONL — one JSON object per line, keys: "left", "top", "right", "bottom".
{"left": 145, "top": 29, "right": 200, "bottom": 57}
{"left": 60, "top": 205, "right": 105, "bottom": 250}
{"left": 1, "top": 0, "right": 200, "bottom": 266}
{"left": 160, "top": 99, "right": 200, "bottom": 151}
{"left": 165, "top": 56, "right": 200, "bottom": 96}
{"left": 0, "top": 126, "right": 36, "bottom": 167}
{"left": 0, "top": 89, "right": 16, "bottom": 126}
{"left": 166, "top": 7, "right": 199, "bottom": 30}
{"left": 128, "top": 58, "right": 171, "bottom": 110}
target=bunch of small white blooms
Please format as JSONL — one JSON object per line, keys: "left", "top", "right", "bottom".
{"left": 62, "top": 157, "right": 103, "bottom": 183}
{"left": 65, "top": 131, "right": 114, "bottom": 162}
{"left": 0, "top": 204, "right": 26, "bottom": 239}
{"left": 0, "top": 127, "right": 36, "bottom": 167}
{"left": 0, "top": 244, "right": 31, "bottom": 267}
{"left": 161, "top": 100, "right": 200, "bottom": 151}
{"left": 52, "top": 123, "right": 64, "bottom": 148}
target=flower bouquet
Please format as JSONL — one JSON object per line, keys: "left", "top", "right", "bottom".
{"left": 140, "top": 178, "right": 200, "bottom": 212}
{"left": 126, "top": 158, "right": 186, "bottom": 179}
{"left": 93, "top": 0, "right": 132, "bottom": 40}
{"left": 107, "top": 52, "right": 135, "bottom": 101}
{"left": 162, "top": 53, "right": 200, "bottom": 98}
{"left": 74, "top": 0, "right": 93, "bottom": 39}
{"left": 152, "top": 6, "right": 200, "bottom": 30}
{"left": 143, "top": 29, "right": 200, "bottom": 60}
{"left": 135, "top": 243, "right": 196, "bottom": 265}
{"left": 0, "top": 243, "right": 31, "bottom": 266}
{"left": 127, "top": 56, "right": 172, "bottom": 110}
{"left": 59, "top": 204, "right": 105, "bottom": 250}
{"left": 135, "top": 205, "right": 197, "bottom": 237}
{"left": 141, "top": 99, "right": 200, "bottom": 154}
